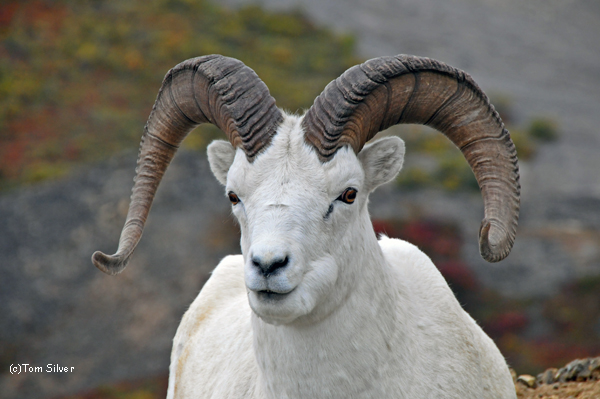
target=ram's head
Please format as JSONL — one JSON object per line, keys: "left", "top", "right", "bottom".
{"left": 92, "top": 55, "right": 520, "bottom": 324}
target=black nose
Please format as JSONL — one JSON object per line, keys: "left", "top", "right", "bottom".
{"left": 252, "top": 255, "right": 289, "bottom": 276}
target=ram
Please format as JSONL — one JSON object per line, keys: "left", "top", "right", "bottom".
{"left": 93, "top": 54, "right": 520, "bottom": 398}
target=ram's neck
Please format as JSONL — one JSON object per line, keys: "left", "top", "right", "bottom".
{"left": 252, "top": 211, "right": 406, "bottom": 398}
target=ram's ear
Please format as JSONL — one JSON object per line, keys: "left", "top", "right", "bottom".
{"left": 358, "top": 136, "right": 405, "bottom": 193}
{"left": 207, "top": 140, "right": 236, "bottom": 185}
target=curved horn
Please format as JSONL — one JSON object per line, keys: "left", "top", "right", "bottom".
{"left": 302, "top": 55, "right": 519, "bottom": 262}
{"left": 92, "top": 55, "right": 282, "bottom": 275}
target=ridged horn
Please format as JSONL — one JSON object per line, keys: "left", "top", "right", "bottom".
{"left": 92, "top": 55, "right": 282, "bottom": 275}
{"left": 302, "top": 55, "right": 520, "bottom": 262}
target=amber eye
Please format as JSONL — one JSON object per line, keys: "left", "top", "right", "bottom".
{"left": 228, "top": 192, "right": 240, "bottom": 205}
{"left": 338, "top": 188, "right": 357, "bottom": 204}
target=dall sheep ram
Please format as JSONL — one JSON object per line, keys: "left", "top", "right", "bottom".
{"left": 93, "top": 54, "right": 520, "bottom": 398}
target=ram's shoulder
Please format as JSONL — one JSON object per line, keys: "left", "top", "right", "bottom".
{"left": 202, "top": 254, "right": 247, "bottom": 299}
{"left": 378, "top": 236, "right": 453, "bottom": 294}
{"left": 168, "top": 255, "right": 260, "bottom": 398}
{"left": 378, "top": 236, "right": 434, "bottom": 270}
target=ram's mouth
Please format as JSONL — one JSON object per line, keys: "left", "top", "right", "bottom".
{"left": 256, "top": 289, "right": 294, "bottom": 301}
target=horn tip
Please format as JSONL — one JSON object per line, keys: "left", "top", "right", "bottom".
{"left": 92, "top": 250, "right": 129, "bottom": 276}
{"left": 478, "top": 219, "right": 513, "bottom": 263}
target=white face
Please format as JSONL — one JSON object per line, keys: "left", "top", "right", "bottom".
{"left": 208, "top": 114, "right": 405, "bottom": 325}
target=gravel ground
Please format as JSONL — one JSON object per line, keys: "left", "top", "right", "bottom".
{"left": 515, "top": 357, "right": 600, "bottom": 398}
{"left": 517, "top": 380, "right": 600, "bottom": 399}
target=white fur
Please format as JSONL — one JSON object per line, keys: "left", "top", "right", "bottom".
{"left": 167, "top": 113, "right": 516, "bottom": 398}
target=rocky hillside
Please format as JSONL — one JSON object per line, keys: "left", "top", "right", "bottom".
{"left": 0, "top": 151, "right": 238, "bottom": 398}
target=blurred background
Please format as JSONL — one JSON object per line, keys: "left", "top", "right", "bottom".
{"left": 1, "top": 0, "right": 599, "bottom": 397}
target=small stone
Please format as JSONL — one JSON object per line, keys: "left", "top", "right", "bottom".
{"left": 576, "top": 358, "right": 592, "bottom": 380}
{"left": 564, "top": 358, "right": 586, "bottom": 381}
{"left": 536, "top": 373, "right": 543, "bottom": 386}
{"left": 537, "top": 367, "right": 558, "bottom": 385}
{"left": 590, "top": 357, "right": 600, "bottom": 374}
{"left": 556, "top": 367, "right": 568, "bottom": 383}
{"left": 517, "top": 374, "right": 536, "bottom": 388}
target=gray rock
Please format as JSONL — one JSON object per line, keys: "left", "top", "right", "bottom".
{"left": 536, "top": 368, "right": 557, "bottom": 385}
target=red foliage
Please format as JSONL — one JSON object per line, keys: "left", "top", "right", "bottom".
{"left": 437, "top": 260, "right": 478, "bottom": 291}
{"left": 373, "top": 219, "right": 463, "bottom": 263}
{"left": 0, "top": 140, "right": 26, "bottom": 178}
{"left": 529, "top": 340, "right": 599, "bottom": 369}
{"left": 402, "top": 220, "right": 439, "bottom": 247}
{"left": 486, "top": 311, "right": 529, "bottom": 336}
{"left": 0, "top": 2, "right": 19, "bottom": 28}
{"left": 0, "top": 108, "right": 61, "bottom": 175}
{"left": 18, "top": 1, "right": 67, "bottom": 31}
{"left": 64, "top": 142, "right": 81, "bottom": 161}
{"left": 372, "top": 219, "right": 399, "bottom": 238}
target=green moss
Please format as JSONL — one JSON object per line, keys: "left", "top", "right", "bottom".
{"left": 509, "top": 128, "right": 536, "bottom": 160}
{"left": 436, "top": 156, "right": 478, "bottom": 191}
{"left": 22, "top": 162, "right": 70, "bottom": 184}
{"left": 528, "top": 117, "right": 559, "bottom": 142}
{"left": 396, "top": 167, "right": 433, "bottom": 189}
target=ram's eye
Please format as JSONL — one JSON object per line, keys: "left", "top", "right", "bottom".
{"left": 228, "top": 191, "right": 240, "bottom": 205}
{"left": 338, "top": 188, "right": 357, "bottom": 204}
